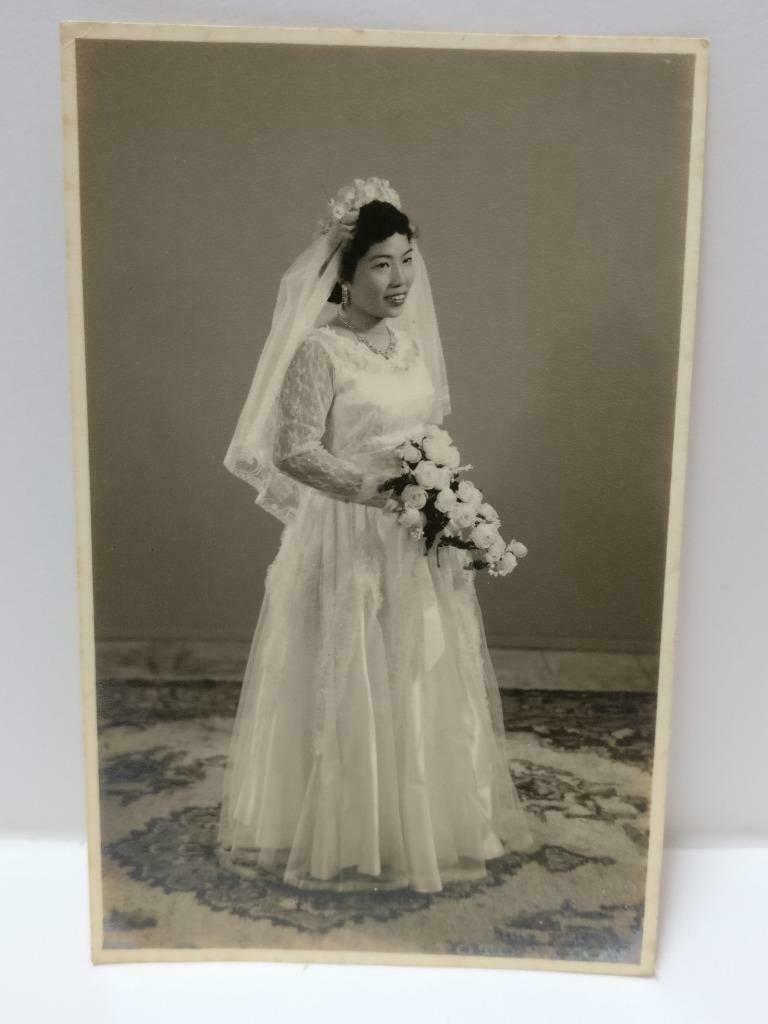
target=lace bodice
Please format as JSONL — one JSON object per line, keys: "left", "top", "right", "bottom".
{"left": 273, "top": 323, "right": 437, "bottom": 504}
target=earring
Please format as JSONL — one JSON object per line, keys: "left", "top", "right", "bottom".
{"left": 341, "top": 283, "right": 350, "bottom": 309}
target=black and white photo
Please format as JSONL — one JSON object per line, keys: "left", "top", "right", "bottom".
{"left": 61, "top": 23, "right": 708, "bottom": 973}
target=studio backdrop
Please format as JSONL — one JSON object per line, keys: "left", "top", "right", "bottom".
{"left": 76, "top": 40, "right": 693, "bottom": 650}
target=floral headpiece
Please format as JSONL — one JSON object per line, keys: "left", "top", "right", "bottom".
{"left": 315, "top": 177, "right": 402, "bottom": 244}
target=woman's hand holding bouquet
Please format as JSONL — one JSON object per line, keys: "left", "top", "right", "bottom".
{"left": 376, "top": 424, "right": 528, "bottom": 577}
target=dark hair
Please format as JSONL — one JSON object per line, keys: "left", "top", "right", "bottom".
{"left": 328, "top": 200, "right": 418, "bottom": 304}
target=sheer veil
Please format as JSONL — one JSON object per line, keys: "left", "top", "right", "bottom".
{"left": 223, "top": 178, "right": 451, "bottom": 525}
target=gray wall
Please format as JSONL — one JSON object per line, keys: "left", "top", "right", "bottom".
{"left": 76, "top": 40, "right": 694, "bottom": 649}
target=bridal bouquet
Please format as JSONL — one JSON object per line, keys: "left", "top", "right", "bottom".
{"left": 378, "top": 425, "right": 528, "bottom": 576}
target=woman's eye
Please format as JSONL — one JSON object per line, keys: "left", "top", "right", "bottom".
{"left": 373, "top": 257, "right": 411, "bottom": 269}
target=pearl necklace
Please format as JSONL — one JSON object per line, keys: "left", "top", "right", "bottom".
{"left": 337, "top": 312, "right": 397, "bottom": 360}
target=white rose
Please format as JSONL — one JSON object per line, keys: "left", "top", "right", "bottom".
{"left": 414, "top": 460, "right": 440, "bottom": 488}
{"left": 478, "top": 502, "right": 499, "bottom": 523}
{"left": 470, "top": 523, "right": 498, "bottom": 550}
{"left": 457, "top": 480, "right": 483, "bottom": 506}
{"left": 498, "top": 551, "right": 518, "bottom": 575}
{"left": 424, "top": 439, "right": 461, "bottom": 468}
{"left": 508, "top": 539, "right": 528, "bottom": 558}
{"left": 331, "top": 202, "right": 346, "bottom": 220}
{"left": 449, "top": 503, "right": 476, "bottom": 529}
{"left": 435, "top": 488, "right": 458, "bottom": 513}
{"left": 434, "top": 466, "right": 453, "bottom": 490}
{"left": 363, "top": 181, "right": 377, "bottom": 199}
{"left": 422, "top": 436, "right": 448, "bottom": 463}
{"left": 399, "top": 507, "right": 425, "bottom": 529}
{"left": 487, "top": 535, "right": 507, "bottom": 561}
{"left": 427, "top": 426, "right": 452, "bottom": 446}
{"left": 400, "top": 443, "right": 422, "bottom": 464}
{"left": 402, "top": 484, "right": 428, "bottom": 510}
{"left": 423, "top": 423, "right": 442, "bottom": 437}
{"left": 442, "top": 446, "right": 461, "bottom": 469}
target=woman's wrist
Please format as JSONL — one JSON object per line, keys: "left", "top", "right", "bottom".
{"left": 355, "top": 472, "right": 389, "bottom": 506}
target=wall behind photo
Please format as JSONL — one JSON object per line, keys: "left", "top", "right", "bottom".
{"left": 76, "top": 40, "right": 694, "bottom": 650}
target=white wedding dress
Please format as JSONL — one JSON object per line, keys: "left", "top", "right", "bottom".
{"left": 218, "top": 321, "right": 531, "bottom": 893}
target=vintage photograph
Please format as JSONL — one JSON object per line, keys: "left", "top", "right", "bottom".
{"left": 61, "top": 24, "right": 707, "bottom": 972}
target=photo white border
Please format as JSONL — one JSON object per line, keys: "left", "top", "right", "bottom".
{"left": 60, "top": 20, "right": 709, "bottom": 976}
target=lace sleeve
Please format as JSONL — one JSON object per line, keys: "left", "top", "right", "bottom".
{"left": 273, "top": 337, "right": 381, "bottom": 503}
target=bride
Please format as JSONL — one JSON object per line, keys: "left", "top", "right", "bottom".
{"left": 218, "top": 177, "right": 531, "bottom": 893}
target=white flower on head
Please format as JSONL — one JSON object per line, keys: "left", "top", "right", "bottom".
{"left": 435, "top": 488, "right": 458, "bottom": 513}
{"left": 470, "top": 523, "right": 498, "bottom": 550}
{"left": 399, "top": 507, "right": 425, "bottom": 529}
{"left": 413, "top": 460, "right": 441, "bottom": 489}
{"left": 423, "top": 423, "right": 442, "bottom": 437}
{"left": 448, "top": 503, "right": 476, "bottom": 529}
{"left": 457, "top": 480, "right": 483, "bottom": 507}
{"left": 508, "top": 539, "right": 528, "bottom": 558}
{"left": 402, "top": 484, "right": 428, "bottom": 510}
{"left": 316, "top": 178, "right": 402, "bottom": 238}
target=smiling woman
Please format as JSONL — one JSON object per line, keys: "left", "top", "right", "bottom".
{"left": 64, "top": 25, "right": 708, "bottom": 972}
{"left": 217, "top": 177, "right": 533, "bottom": 892}
{"left": 331, "top": 199, "right": 416, "bottom": 344}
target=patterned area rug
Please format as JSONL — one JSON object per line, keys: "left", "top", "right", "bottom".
{"left": 96, "top": 680, "right": 655, "bottom": 963}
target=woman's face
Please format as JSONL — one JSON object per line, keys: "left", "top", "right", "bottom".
{"left": 347, "top": 233, "right": 415, "bottom": 320}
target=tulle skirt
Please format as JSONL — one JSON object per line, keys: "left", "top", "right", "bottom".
{"left": 218, "top": 468, "right": 532, "bottom": 893}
